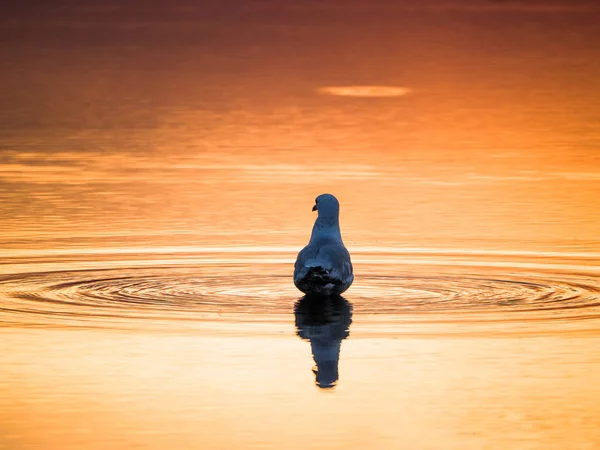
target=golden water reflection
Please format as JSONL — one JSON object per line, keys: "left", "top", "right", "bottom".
{"left": 1, "top": 3, "right": 600, "bottom": 448}
{"left": 1, "top": 328, "right": 599, "bottom": 449}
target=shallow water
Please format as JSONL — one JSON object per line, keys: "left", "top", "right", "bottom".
{"left": 2, "top": 1, "right": 600, "bottom": 448}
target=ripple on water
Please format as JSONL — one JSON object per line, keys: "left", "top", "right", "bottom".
{"left": 0, "top": 250, "right": 599, "bottom": 332}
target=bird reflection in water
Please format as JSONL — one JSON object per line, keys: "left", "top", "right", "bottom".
{"left": 294, "top": 295, "right": 353, "bottom": 389}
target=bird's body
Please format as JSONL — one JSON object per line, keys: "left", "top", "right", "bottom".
{"left": 294, "top": 194, "right": 353, "bottom": 296}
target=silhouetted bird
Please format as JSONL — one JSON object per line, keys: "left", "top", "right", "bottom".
{"left": 294, "top": 194, "right": 353, "bottom": 296}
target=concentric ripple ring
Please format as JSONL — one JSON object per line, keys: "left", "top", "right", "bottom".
{"left": 1, "top": 250, "right": 599, "bottom": 330}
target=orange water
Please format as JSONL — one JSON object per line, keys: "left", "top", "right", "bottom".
{"left": 1, "top": 2, "right": 600, "bottom": 448}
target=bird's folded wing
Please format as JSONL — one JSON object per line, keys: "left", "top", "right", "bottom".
{"left": 294, "top": 242, "right": 352, "bottom": 282}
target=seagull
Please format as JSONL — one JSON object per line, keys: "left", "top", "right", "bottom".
{"left": 294, "top": 194, "right": 354, "bottom": 296}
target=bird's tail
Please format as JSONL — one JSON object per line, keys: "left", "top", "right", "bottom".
{"left": 303, "top": 265, "right": 333, "bottom": 284}
{"left": 295, "top": 264, "right": 341, "bottom": 295}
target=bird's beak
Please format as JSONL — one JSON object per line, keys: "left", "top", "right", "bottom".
{"left": 312, "top": 204, "right": 318, "bottom": 212}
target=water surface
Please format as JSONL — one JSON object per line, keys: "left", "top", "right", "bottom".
{"left": 2, "top": 1, "right": 600, "bottom": 448}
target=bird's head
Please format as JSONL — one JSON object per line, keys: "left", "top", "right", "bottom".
{"left": 312, "top": 193, "right": 340, "bottom": 217}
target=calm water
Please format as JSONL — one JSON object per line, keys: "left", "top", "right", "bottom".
{"left": 2, "top": 1, "right": 600, "bottom": 449}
